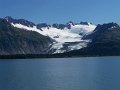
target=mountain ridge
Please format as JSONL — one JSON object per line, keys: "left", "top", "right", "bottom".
{"left": 0, "top": 16, "right": 120, "bottom": 57}
{"left": 0, "top": 18, "right": 54, "bottom": 55}
{"left": 4, "top": 16, "right": 96, "bottom": 53}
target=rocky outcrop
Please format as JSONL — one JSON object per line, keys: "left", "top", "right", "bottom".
{"left": 0, "top": 19, "right": 53, "bottom": 55}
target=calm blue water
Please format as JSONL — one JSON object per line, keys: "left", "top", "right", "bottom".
{"left": 0, "top": 57, "right": 120, "bottom": 90}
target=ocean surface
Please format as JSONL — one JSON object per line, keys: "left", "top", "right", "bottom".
{"left": 0, "top": 57, "right": 120, "bottom": 90}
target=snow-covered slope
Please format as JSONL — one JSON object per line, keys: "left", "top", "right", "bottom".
{"left": 70, "top": 23, "right": 96, "bottom": 35}
{"left": 5, "top": 17, "right": 96, "bottom": 53}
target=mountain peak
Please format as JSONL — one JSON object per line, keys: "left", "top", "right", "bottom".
{"left": 4, "top": 16, "right": 13, "bottom": 21}
{"left": 37, "top": 23, "right": 50, "bottom": 29}
{"left": 95, "top": 22, "right": 120, "bottom": 31}
{"left": 80, "top": 22, "right": 89, "bottom": 25}
{"left": 67, "top": 21, "right": 74, "bottom": 25}
{"left": 4, "top": 16, "right": 36, "bottom": 27}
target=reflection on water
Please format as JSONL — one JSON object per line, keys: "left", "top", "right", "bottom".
{"left": 0, "top": 57, "right": 120, "bottom": 90}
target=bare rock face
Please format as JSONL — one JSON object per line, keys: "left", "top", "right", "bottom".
{"left": 0, "top": 19, "right": 53, "bottom": 55}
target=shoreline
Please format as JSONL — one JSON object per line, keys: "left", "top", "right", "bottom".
{"left": 0, "top": 54, "right": 120, "bottom": 59}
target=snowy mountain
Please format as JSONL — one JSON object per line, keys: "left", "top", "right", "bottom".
{"left": 4, "top": 16, "right": 96, "bottom": 53}
{"left": 68, "top": 22, "right": 120, "bottom": 56}
{"left": 0, "top": 18, "right": 53, "bottom": 55}
{"left": 1, "top": 17, "right": 120, "bottom": 57}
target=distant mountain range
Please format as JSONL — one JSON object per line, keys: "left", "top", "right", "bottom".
{"left": 0, "top": 16, "right": 120, "bottom": 58}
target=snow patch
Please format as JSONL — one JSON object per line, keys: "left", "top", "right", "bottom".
{"left": 11, "top": 23, "right": 96, "bottom": 53}
{"left": 11, "top": 23, "right": 47, "bottom": 35}
{"left": 70, "top": 24, "right": 96, "bottom": 35}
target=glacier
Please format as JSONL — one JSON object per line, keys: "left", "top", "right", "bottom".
{"left": 11, "top": 22, "right": 96, "bottom": 53}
